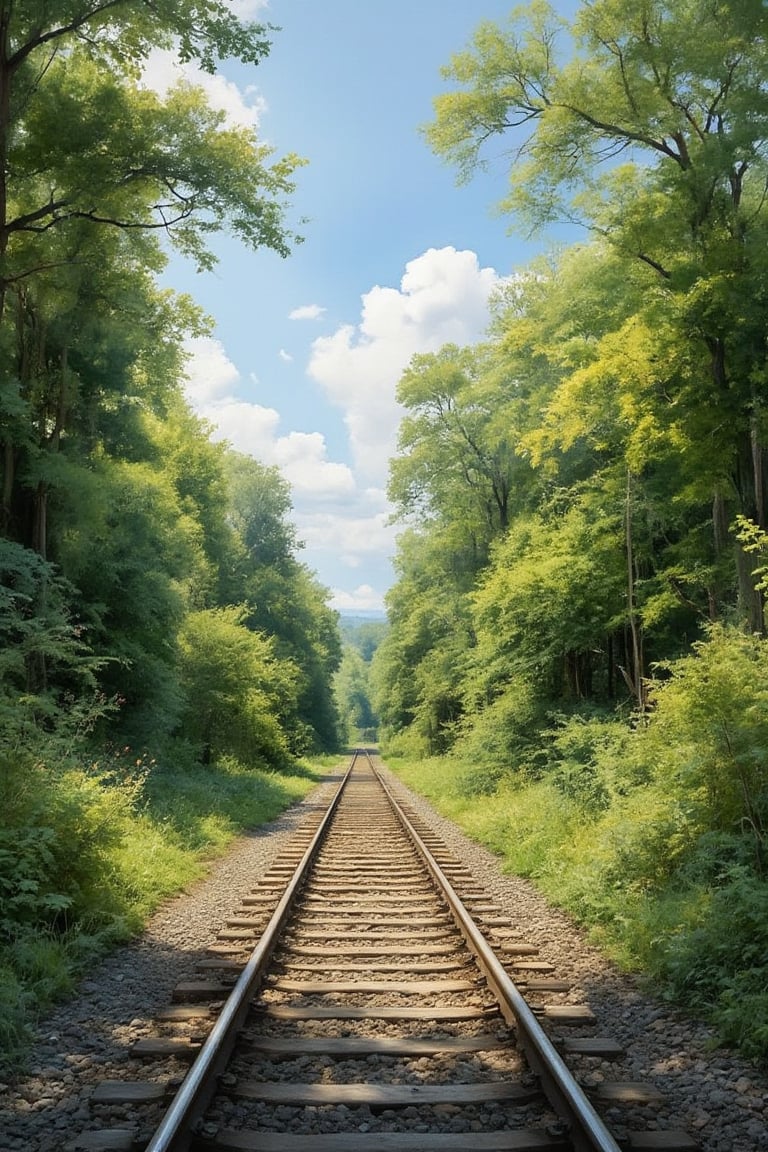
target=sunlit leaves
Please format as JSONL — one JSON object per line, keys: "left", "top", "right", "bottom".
{"left": 7, "top": 51, "right": 304, "bottom": 276}
{"left": 6, "top": 1, "right": 274, "bottom": 76}
{"left": 177, "top": 606, "right": 295, "bottom": 766}
{"left": 427, "top": 0, "right": 768, "bottom": 242}
{"left": 390, "top": 343, "right": 532, "bottom": 557}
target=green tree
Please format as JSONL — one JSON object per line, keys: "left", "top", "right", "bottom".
{"left": 148, "top": 399, "right": 234, "bottom": 608}
{"left": 468, "top": 495, "right": 626, "bottom": 711}
{"left": 0, "top": 3, "right": 302, "bottom": 288}
{"left": 0, "top": 537, "right": 100, "bottom": 732}
{"left": 390, "top": 344, "right": 523, "bottom": 569}
{"left": 55, "top": 454, "right": 201, "bottom": 741}
{"left": 1, "top": 1, "right": 304, "bottom": 553}
{"left": 335, "top": 648, "right": 377, "bottom": 742}
{"left": 339, "top": 618, "right": 388, "bottom": 662}
{"left": 372, "top": 529, "right": 472, "bottom": 755}
{"left": 426, "top": 0, "right": 768, "bottom": 628}
{"left": 507, "top": 243, "right": 726, "bottom": 700}
{"left": 224, "top": 453, "right": 342, "bottom": 752}
{"left": 177, "top": 606, "right": 295, "bottom": 766}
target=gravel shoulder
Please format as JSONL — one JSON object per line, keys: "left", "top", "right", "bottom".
{"left": 0, "top": 760, "right": 766, "bottom": 1152}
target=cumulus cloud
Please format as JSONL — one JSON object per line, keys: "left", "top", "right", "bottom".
{"left": 180, "top": 245, "right": 502, "bottom": 608}
{"left": 289, "top": 304, "right": 326, "bottom": 321}
{"left": 140, "top": 49, "right": 266, "bottom": 130}
{"left": 181, "top": 337, "right": 355, "bottom": 503}
{"left": 308, "top": 246, "right": 501, "bottom": 483}
{"left": 227, "top": 0, "right": 269, "bottom": 17}
{"left": 199, "top": 398, "right": 282, "bottom": 461}
{"left": 183, "top": 336, "right": 240, "bottom": 406}
{"left": 272, "top": 432, "right": 356, "bottom": 500}
{"left": 294, "top": 505, "right": 397, "bottom": 560}
{"left": 278, "top": 349, "right": 293, "bottom": 362}
{"left": 329, "top": 585, "right": 386, "bottom": 613}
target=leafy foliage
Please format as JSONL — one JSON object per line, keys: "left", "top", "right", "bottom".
{"left": 0, "top": 1, "right": 343, "bottom": 1074}
{"left": 177, "top": 607, "right": 294, "bottom": 767}
{"left": 389, "top": 625, "right": 768, "bottom": 1058}
{"left": 376, "top": 0, "right": 768, "bottom": 1062}
{"left": 335, "top": 647, "right": 378, "bottom": 743}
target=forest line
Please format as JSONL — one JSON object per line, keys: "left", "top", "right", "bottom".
{"left": 369, "top": 0, "right": 768, "bottom": 1060}
{"left": 0, "top": 1, "right": 339, "bottom": 1070}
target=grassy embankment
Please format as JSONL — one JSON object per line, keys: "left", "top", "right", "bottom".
{"left": 385, "top": 630, "right": 768, "bottom": 1063}
{"left": 0, "top": 749, "right": 331, "bottom": 1074}
{"left": 389, "top": 751, "right": 768, "bottom": 1064}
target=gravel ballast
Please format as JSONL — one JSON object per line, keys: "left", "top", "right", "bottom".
{"left": 0, "top": 761, "right": 766, "bottom": 1151}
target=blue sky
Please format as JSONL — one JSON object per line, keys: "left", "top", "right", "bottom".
{"left": 150, "top": 0, "right": 575, "bottom": 612}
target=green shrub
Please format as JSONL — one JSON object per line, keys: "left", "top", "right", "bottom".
{"left": 0, "top": 965, "right": 32, "bottom": 1072}
{"left": 484, "top": 779, "right": 580, "bottom": 879}
{"left": 643, "top": 625, "right": 768, "bottom": 859}
{"left": 387, "top": 623, "right": 768, "bottom": 1060}
{"left": 0, "top": 743, "right": 323, "bottom": 1074}
{"left": 0, "top": 827, "right": 70, "bottom": 938}
{"left": 380, "top": 726, "right": 433, "bottom": 760}
{"left": 657, "top": 869, "right": 768, "bottom": 1059}
{"left": 452, "top": 677, "right": 549, "bottom": 783}
{"left": 0, "top": 760, "right": 140, "bottom": 939}
{"left": 177, "top": 607, "right": 296, "bottom": 766}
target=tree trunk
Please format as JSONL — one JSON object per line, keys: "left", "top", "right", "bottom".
{"left": 732, "top": 425, "right": 766, "bottom": 634}
{"left": 712, "top": 490, "right": 729, "bottom": 556}
{"left": 0, "top": 3, "right": 11, "bottom": 325}
{"left": 625, "top": 469, "right": 645, "bottom": 708}
{"left": 735, "top": 540, "right": 764, "bottom": 634}
{"left": 752, "top": 422, "right": 765, "bottom": 529}
{"left": 606, "top": 634, "right": 614, "bottom": 699}
{"left": 1, "top": 436, "right": 12, "bottom": 533}
{"left": 33, "top": 480, "right": 46, "bottom": 559}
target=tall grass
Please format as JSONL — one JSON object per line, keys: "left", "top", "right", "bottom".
{"left": 386, "top": 627, "right": 768, "bottom": 1064}
{"left": 0, "top": 747, "right": 323, "bottom": 1074}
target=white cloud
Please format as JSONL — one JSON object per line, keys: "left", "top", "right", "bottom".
{"left": 183, "top": 336, "right": 240, "bottom": 406}
{"left": 329, "top": 585, "right": 385, "bottom": 613}
{"left": 308, "top": 246, "right": 501, "bottom": 484}
{"left": 181, "top": 337, "right": 355, "bottom": 503}
{"left": 227, "top": 0, "right": 270, "bottom": 17}
{"left": 278, "top": 348, "right": 293, "bottom": 362}
{"left": 201, "top": 398, "right": 282, "bottom": 460}
{"left": 140, "top": 49, "right": 266, "bottom": 131}
{"left": 289, "top": 304, "right": 326, "bottom": 321}
{"left": 293, "top": 506, "right": 397, "bottom": 560}
{"left": 273, "top": 432, "right": 356, "bottom": 500}
{"left": 180, "top": 247, "right": 502, "bottom": 607}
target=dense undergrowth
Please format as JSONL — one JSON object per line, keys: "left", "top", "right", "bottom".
{"left": 386, "top": 626, "right": 768, "bottom": 1064}
{"left": 0, "top": 744, "right": 323, "bottom": 1076}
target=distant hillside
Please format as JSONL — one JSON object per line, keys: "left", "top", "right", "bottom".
{"left": 338, "top": 609, "right": 387, "bottom": 624}
{"left": 338, "top": 614, "right": 388, "bottom": 662}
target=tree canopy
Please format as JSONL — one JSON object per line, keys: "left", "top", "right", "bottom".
{"left": 0, "top": 0, "right": 341, "bottom": 762}
{"left": 376, "top": 0, "right": 768, "bottom": 756}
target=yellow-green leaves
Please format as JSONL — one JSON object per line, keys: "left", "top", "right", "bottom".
{"left": 426, "top": 0, "right": 768, "bottom": 247}
{"left": 8, "top": 49, "right": 304, "bottom": 275}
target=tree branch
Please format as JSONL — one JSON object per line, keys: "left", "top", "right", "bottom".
{"left": 636, "top": 252, "right": 672, "bottom": 279}
{"left": 559, "top": 101, "right": 690, "bottom": 168}
{"left": 7, "top": 1, "right": 129, "bottom": 74}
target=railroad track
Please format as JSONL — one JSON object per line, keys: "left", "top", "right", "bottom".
{"left": 68, "top": 751, "right": 700, "bottom": 1152}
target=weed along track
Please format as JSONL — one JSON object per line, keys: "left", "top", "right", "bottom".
{"left": 67, "top": 753, "right": 700, "bottom": 1152}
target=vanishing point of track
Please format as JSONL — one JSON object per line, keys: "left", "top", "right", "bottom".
{"left": 70, "top": 752, "right": 700, "bottom": 1152}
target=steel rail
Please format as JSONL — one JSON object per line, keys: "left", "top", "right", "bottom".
{"left": 143, "top": 751, "right": 359, "bottom": 1152}
{"left": 370, "top": 754, "right": 623, "bottom": 1152}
